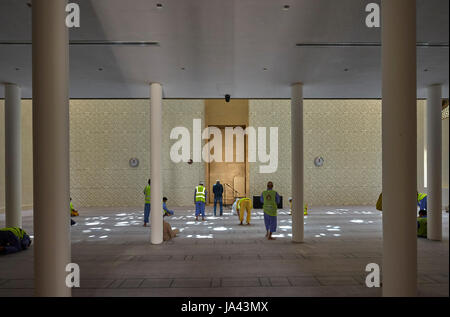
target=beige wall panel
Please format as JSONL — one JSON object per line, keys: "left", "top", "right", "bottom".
{"left": 249, "top": 99, "right": 383, "bottom": 206}
{"left": 2, "top": 98, "right": 438, "bottom": 210}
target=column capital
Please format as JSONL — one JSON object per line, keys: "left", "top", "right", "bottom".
{"left": 291, "top": 82, "right": 303, "bottom": 87}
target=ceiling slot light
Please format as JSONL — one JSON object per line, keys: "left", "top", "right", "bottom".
{"left": 156, "top": 3, "right": 163, "bottom": 9}
{"left": 283, "top": 5, "right": 290, "bottom": 11}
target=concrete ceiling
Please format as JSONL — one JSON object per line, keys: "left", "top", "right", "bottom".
{"left": 0, "top": 0, "right": 448, "bottom": 99}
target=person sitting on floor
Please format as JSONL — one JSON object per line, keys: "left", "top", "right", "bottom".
{"left": 162, "top": 197, "right": 174, "bottom": 217}
{"left": 376, "top": 192, "right": 428, "bottom": 212}
{"left": 417, "top": 209, "right": 427, "bottom": 238}
{"left": 163, "top": 220, "right": 180, "bottom": 241}
{"left": 0, "top": 227, "right": 32, "bottom": 255}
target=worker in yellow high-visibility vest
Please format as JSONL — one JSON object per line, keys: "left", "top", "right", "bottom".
{"left": 237, "top": 197, "right": 252, "bottom": 225}
{"left": 376, "top": 191, "right": 428, "bottom": 212}
{"left": 194, "top": 181, "right": 207, "bottom": 221}
{"left": 143, "top": 179, "right": 151, "bottom": 227}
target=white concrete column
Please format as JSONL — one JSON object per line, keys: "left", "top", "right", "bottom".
{"left": 291, "top": 83, "right": 304, "bottom": 243}
{"left": 32, "top": 0, "right": 71, "bottom": 297}
{"left": 150, "top": 83, "right": 163, "bottom": 244}
{"left": 417, "top": 102, "right": 425, "bottom": 192}
{"left": 381, "top": 0, "right": 417, "bottom": 297}
{"left": 5, "top": 84, "right": 22, "bottom": 228}
{"left": 426, "top": 84, "right": 442, "bottom": 241}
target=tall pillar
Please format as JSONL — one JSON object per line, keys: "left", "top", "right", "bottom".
{"left": 381, "top": 0, "right": 417, "bottom": 297}
{"left": 426, "top": 84, "right": 442, "bottom": 241}
{"left": 291, "top": 83, "right": 304, "bottom": 243}
{"left": 150, "top": 83, "right": 163, "bottom": 244}
{"left": 5, "top": 84, "right": 22, "bottom": 228}
{"left": 32, "top": 0, "right": 71, "bottom": 297}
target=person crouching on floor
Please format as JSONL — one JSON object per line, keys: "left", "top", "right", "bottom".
{"left": 163, "top": 197, "right": 174, "bottom": 217}
{"left": 0, "top": 227, "right": 32, "bottom": 255}
{"left": 237, "top": 197, "right": 252, "bottom": 226}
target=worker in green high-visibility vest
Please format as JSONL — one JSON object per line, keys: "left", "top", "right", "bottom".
{"left": 260, "top": 181, "right": 281, "bottom": 240}
{"left": 0, "top": 227, "right": 32, "bottom": 255}
{"left": 143, "top": 179, "right": 151, "bottom": 227}
{"left": 194, "top": 181, "right": 207, "bottom": 221}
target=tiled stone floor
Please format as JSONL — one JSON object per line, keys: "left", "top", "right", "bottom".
{"left": 0, "top": 206, "right": 448, "bottom": 297}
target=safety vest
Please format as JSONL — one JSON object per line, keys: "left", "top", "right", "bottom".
{"left": 70, "top": 201, "right": 74, "bottom": 211}
{"left": 195, "top": 186, "right": 206, "bottom": 203}
{"left": 237, "top": 198, "right": 251, "bottom": 209}
{"left": 262, "top": 190, "right": 278, "bottom": 217}
{"left": 417, "top": 217, "right": 427, "bottom": 238}
{"left": 417, "top": 193, "right": 427, "bottom": 202}
{"left": 0, "top": 227, "right": 26, "bottom": 240}
{"left": 145, "top": 185, "right": 151, "bottom": 204}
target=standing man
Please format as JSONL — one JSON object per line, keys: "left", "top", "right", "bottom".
{"left": 195, "top": 181, "right": 207, "bottom": 221}
{"left": 212, "top": 179, "right": 224, "bottom": 216}
{"left": 261, "top": 181, "right": 281, "bottom": 240}
{"left": 143, "top": 179, "right": 151, "bottom": 227}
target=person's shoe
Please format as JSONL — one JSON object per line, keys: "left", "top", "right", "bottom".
{"left": 202, "top": 217, "right": 206, "bottom": 221}
{"left": 143, "top": 223, "right": 147, "bottom": 227}
{"left": 246, "top": 223, "right": 251, "bottom": 226}
{"left": 239, "top": 222, "right": 243, "bottom": 226}
{"left": 195, "top": 216, "right": 199, "bottom": 221}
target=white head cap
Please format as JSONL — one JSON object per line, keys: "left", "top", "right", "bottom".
{"left": 199, "top": 181, "right": 204, "bottom": 185}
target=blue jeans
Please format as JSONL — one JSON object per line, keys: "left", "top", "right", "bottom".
{"left": 144, "top": 203, "right": 151, "bottom": 223}
{"left": 195, "top": 201, "right": 205, "bottom": 217}
{"left": 214, "top": 196, "right": 223, "bottom": 216}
